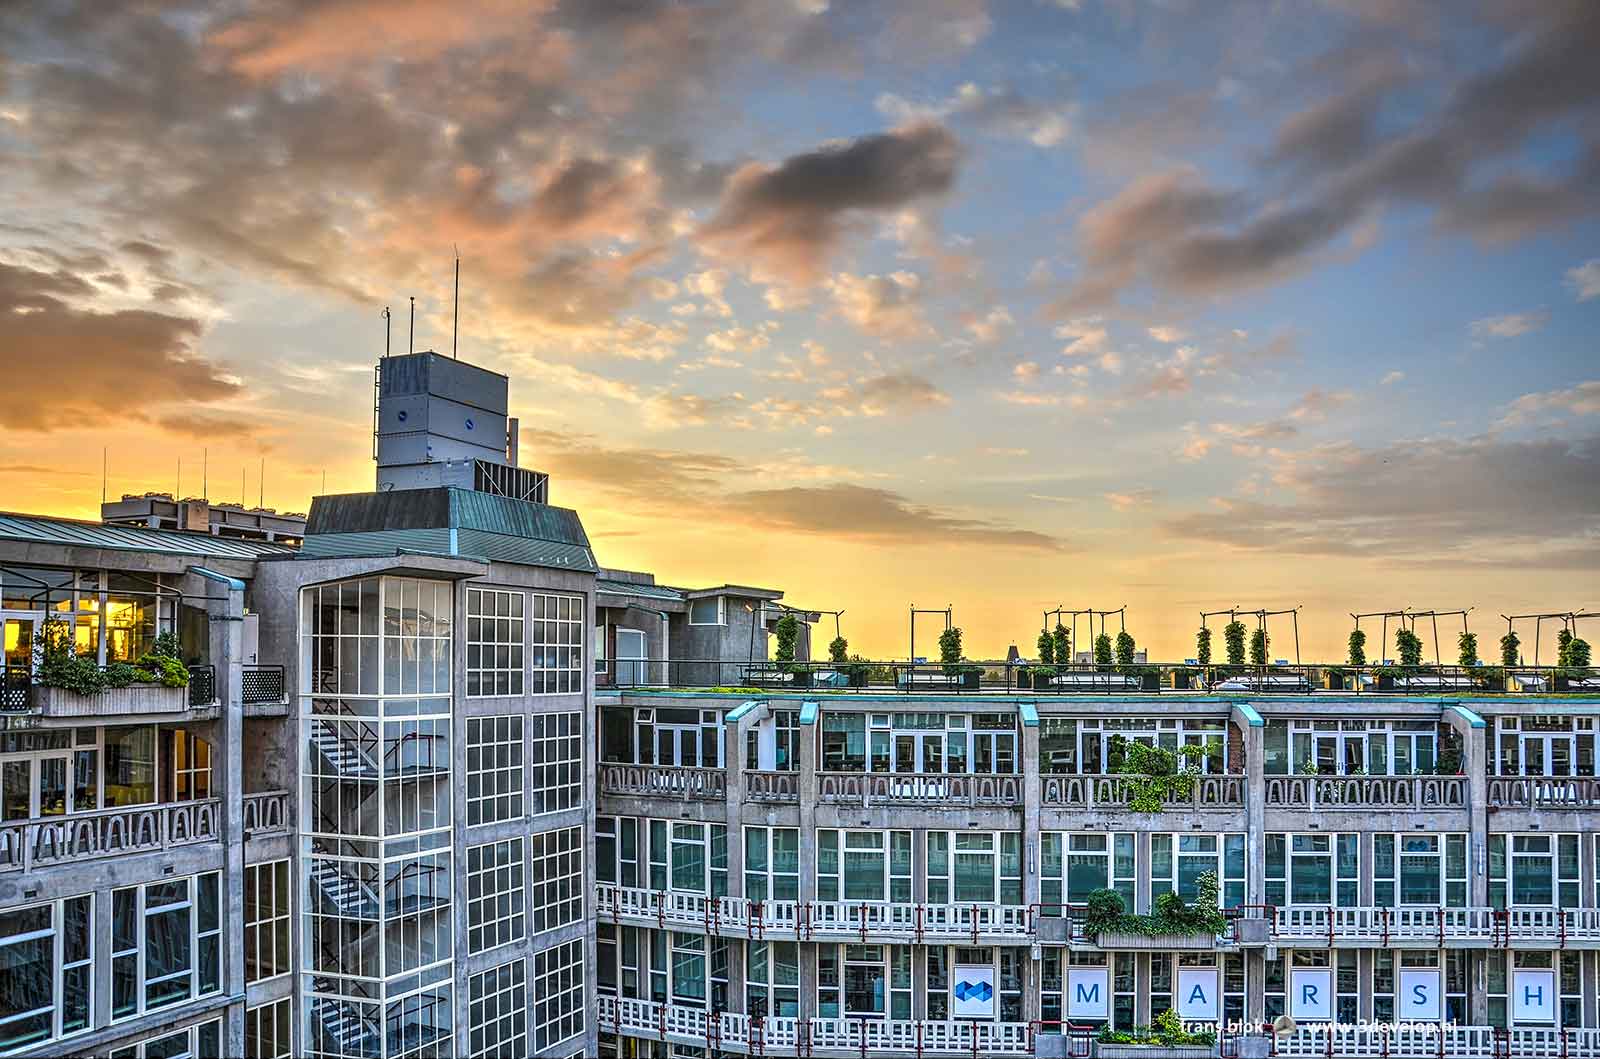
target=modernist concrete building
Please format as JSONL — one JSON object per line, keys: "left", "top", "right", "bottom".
{"left": 4, "top": 352, "right": 1600, "bottom": 1059}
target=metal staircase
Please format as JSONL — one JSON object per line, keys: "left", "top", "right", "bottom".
{"left": 308, "top": 857, "right": 380, "bottom": 920}
{"left": 312, "top": 987, "right": 380, "bottom": 1058}
{"left": 309, "top": 717, "right": 379, "bottom": 778}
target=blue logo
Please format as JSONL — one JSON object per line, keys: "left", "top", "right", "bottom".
{"left": 954, "top": 980, "right": 994, "bottom": 1003}
{"left": 464, "top": 417, "right": 475, "bottom": 430}
{"left": 396, "top": 410, "right": 408, "bottom": 422}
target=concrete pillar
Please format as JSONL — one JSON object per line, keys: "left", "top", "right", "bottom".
{"left": 1022, "top": 720, "right": 1042, "bottom": 1025}
{"left": 797, "top": 708, "right": 819, "bottom": 1027}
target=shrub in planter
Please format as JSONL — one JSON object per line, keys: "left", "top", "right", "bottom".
{"left": 1248, "top": 627, "right": 1269, "bottom": 666}
{"left": 1347, "top": 628, "right": 1367, "bottom": 667}
{"left": 1052, "top": 623, "right": 1070, "bottom": 667}
{"left": 1223, "top": 621, "right": 1247, "bottom": 666}
{"left": 775, "top": 614, "right": 800, "bottom": 669}
{"left": 1500, "top": 631, "right": 1521, "bottom": 668}
{"left": 1458, "top": 632, "right": 1479, "bottom": 668}
{"left": 1395, "top": 627, "right": 1424, "bottom": 668}
{"left": 829, "top": 635, "right": 849, "bottom": 664}
{"left": 1036, "top": 630, "right": 1055, "bottom": 667}
{"left": 1094, "top": 632, "right": 1114, "bottom": 667}
{"left": 1195, "top": 627, "right": 1212, "bottom": 666}
{"left": 1115, "top": 631, "right": 1137, "bottom": 671}
{"left": 1323, "top": 666, "right": 1346, "bottom": 689}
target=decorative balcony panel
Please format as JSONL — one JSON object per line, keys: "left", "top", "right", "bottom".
{"left": 1041, "top": 773, "right": 1244, "bottom": 810}
{"left": 1488, "top": 776, "right": 1600, "bottom": 810}
{"left": 243, "top": 789, "right": 293, "bottom": 835}
{"left": 600, "top": 764, "right": 727, "bottom": 801}
{"left": 745, "top": 770, "right": 800, "bottom": 803}
{"left": 35, "top": 682, "right": 191, "bottom": 717}
{"left": 1263, "top": 775, "right": 1467, "bottom": 810}
{"left": 0, "top": 798, "right": 220, "bottom": 873}
{"left": 816, "top": 771, "right": 1023, "bottom": 808}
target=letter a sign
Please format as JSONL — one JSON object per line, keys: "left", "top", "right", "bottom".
{"left": 1067, "top": 967, "right": 1109, "bottom": 1019}
{"left": 1177, "top": 968, "right": 1219, "bottom": 1020}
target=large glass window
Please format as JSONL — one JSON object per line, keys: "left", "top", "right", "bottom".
{"left": 1151, "top": 833, "right": 1247, "bottom": 908}
{"left": 1374, "top": 834, "right": 1468, "bottom": 907}
{"left": 466, "top": 715, "right": 524, "bottom": 826}
{"left": 532, "top": 941, "right": 584, "bottom": 1051}
{"left": 927, "top": 831, "right": 1022, "bottom": 904}
{"left": 817, "top": 830, "right": 911, "bottom": 902}
{"left": 596, "top": 816, "right": 640, "bottom": 888}
{"left": 747, "top": 941, "right": 800, "bottom": 1019}
{"left": 648, "top": 820, "right": 727, "bottom": 896}
{"left": 1041, "top": 832, "right": 1136, "bottom": 908}
{"left": 1488, "top": 834, "right": 1582, "bottom": 908}
{"left": 1266, "top": 834, "right": 1359, "bottom": 907}
{"left": 108, "top": 1018, "right": 222, "bottom": 1059}
{"left": 468, "top": 959, "right": 527, "bottom": 1059}
{"left": 111, "top": 873, "right": 221, "bottom": 1020}
{"left": 467, "top": 589, "right": 524, "bottom": 698}
{"left": 818, "top": 945, "right": 912, "bottom": 1019}
{"left": 745, "top": 826, "right": 800, "bottom": 902}
{"left": 529, "top": 593, "right": 583, "bottom": 694}
{"left": 530, "top": 826, "right": 584, "bottom": 934}
{"left": 244, "top": 859, "right": 292, "bottom": 982}
{"left": 467, "top": 839, "right": 525, "bottom": 954}
{"left": 0, "top": 894, "right": 92, "bottom": 1051}
{"left": 246, "top": 998, "right": 292, "bottom": 1059}
{"left": 530, "top": 712, "right": 581, "bottom": 814}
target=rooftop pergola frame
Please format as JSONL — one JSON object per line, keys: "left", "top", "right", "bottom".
{"left": 1042, "top": 605, "right": 1127, "bottom": 663}
{"left": 1201, "top": 606, "right": 1303, "bottom": 666}
{"left": 908, "top": 604, "right": 952, "bottom": 663}
{"left": 1351, "top": 609, "right": 1409, "bottom": 665}
{"left": 1401, "top": 608, "right": 1474, "bottom": 666}
{"left": 1501, "top": 610, "right": 1599, "bottom": 666}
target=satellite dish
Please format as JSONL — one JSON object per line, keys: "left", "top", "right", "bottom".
{"left": 1272, "top": 1015, "right": 1297, "bottom": 1037}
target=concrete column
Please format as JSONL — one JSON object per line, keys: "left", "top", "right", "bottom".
{"left": 1022, "top": 721, "right": 1041, "bottom": 1025}
{"left": 797, "top": 709, "right": 819, "bottom": 1027}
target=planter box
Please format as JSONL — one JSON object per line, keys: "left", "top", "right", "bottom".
{"left": 37, "top": 682, "right": 188, "bottom": 718}
{"left": 1095, "top": 929, "right": 1217, "bottom": 951}
{"left": 1321, "top": 671, "right": 1345, "bottom": 690}
{"left": 1096, "top": 1045, "right": 1214, "bottom": 1058}
{"left": 1138, "top": 673, "right": 1160, "bottom": 691}
{"left": 1167, "top": 670, "right": 1194, "bottom": 690}
{"left": 1017, "top": 670, "right": 1035, "bottom": 690}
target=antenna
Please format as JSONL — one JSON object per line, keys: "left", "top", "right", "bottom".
{"left": 101, "top": 447, "right": 107, "bottom": 505}
{"left": 176, "top": 458, "right": 181, "bottom": 499}
{"left": 452, "top": 247, "right": 460, "bottom": 360}
{"left": 382, "top": 306, "right": 391, "bottom": 358}
{"left": 202, "top": 448, "right": 208, "bottom": 500}
{"left": 259, "top": 457, "right": 265, "bottom": 508}
{"left": 408, "top": 297, "right": 415, "bottom": 355}
{"left": 321, "top": 470, "right": 327, "bottom": 495}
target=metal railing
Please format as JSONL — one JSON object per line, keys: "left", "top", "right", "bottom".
{"left": 1488, "top": 775, "right": 1600, "bottom": 810}
{"left": 1263, "top": 774, "right": 1468, "bottom": 810}
{"left": 0, "top": 665, "right": 31, "bottom": 712}
{"left": 0, "top": 798, "right": 221, "bottom": 873}
{"left": 188, "top": 664, "right": 216, "bottom": 707}
{"left": 242, "top": 664, "right": 286, "bottom": 704}
{"left": 597, "top": 658, "right": 1592, "bottom": 694}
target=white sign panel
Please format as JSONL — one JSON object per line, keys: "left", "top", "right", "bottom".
{"left": 1513, "top": 970, "right": 1556, "bottom": 1024}
{"left": 1289, "top": 969, "right": 1333, "bottom": 1020}
{"left": 1067, "top": 968, "right": 1109, "bottom": 1019}
{"left": 1398, "top": 970, "right": 1441, "bottom": 1021}
{"left": 952, "top": 965, "right": 995, "bottom": 1018}
{"left": 1177, "top": 968, "right": 1220, "bottom": 1021}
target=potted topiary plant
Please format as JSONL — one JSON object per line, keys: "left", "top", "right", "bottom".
{"left": 1248, "top": 626, "right": 1269, "bottom": 667}
{"left": 773, "top": 613, "right": 811, "bottom": 688}
{"left": 1094, "top": 632, "right": 1114, "bottom": 669}
{"left": 939, "top": 626, "right": 981, "bottom": 690}
{"left": 1222, "top": 619, "right": 1247, "bottom": 675}
{"left": 829, "top": 634, "right": 867, "bottom": 688}
{"left": 1022, "top": 628, "right": 1054, "bottom": 690}
{"left": 1171, "top": 626, "right": 1208, "bottom": 689}
{"left": 1499, "top": 630, "right": 1521, "bottom": 690}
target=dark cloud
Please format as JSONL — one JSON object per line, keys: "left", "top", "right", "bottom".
{"left": 0, "top": 261, "right": 238, "bottom": 432}
{"left": 701, "top": 123, "right": 962, "bottom": 284}
{"left": 1162, "top": 434, "right": 1600, "bottom": 566}
{"left": 156, "top": 413, "right": 261, "bottom": 441}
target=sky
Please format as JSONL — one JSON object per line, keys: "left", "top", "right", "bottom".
{"left": 0, "top": 0, "right": 1596, "bottom": 662}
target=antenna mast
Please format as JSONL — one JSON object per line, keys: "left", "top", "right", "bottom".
{"left": 408, "top": 297, "right": 415, "bottom": 355}
{"left": 382, "top": 306, "right": 391, "bottom": 358}
{"left": 452, "top": 248, "right": 460, "bottom": 359}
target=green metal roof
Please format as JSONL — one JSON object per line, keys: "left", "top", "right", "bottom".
{"left": 0, "top": 511, "right": 291, "bottom": 561}
{"left": 597, "top": 578, "right": 685, "bottom": 602}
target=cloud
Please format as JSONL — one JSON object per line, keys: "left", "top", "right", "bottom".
{"left": 1104, "top": 489, "right": 1158, "bottom": 511}
{"left": 825, "top": 270, "right": 930, "bottom": 338}
{"left": 876, "top": 82, "right": 1072, "bottom": 148}
{"left": 1497, "top": 381, "right": 1600, "bottom": 426}
{"left": 1147, "top": 325, "right": 1185, "bottom": 343}
{"left": 1470, "top": 311, "right": 1547, "bottom": 339}
{"left": 700, "top": 123, "right": 961, "bottom": 284}
{"left": 1161, "top": 434, "right": 1600, "bottom": 567}
{"left": 964, "top": 305, "right": 1014, "bottom": 343}
{"left": 0, "top": 260, "right": 239, "bottom": 432}
{"left": 1566, "top": 259, "right": 1600, "bottom": 301}
{"left": 726, "top": 484, "right": 1063, "bottom": 551}
{"left": 1381, "top": 371, "right": 1405, "bottom": 385}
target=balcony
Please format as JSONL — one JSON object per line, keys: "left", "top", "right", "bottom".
{"left": 29, "top": 663, "right": 217, "bottom": 717}
{"left": 596, "top": 995, "right": 1036, "bottom": 1056}
{"left": 1263, "top": 774, "right": 1467, "bottom": 810}
{"left": 745, "top": 769, "right": 800, "bottom": 803}
{"left": 1274, "top": 1026, "right": 1600, "bottom": 1058}
{"left": 817, "top": 771, "right": 1023, "bottom": 808}
{"left": 1041, "top": 773, "right": 1244, "bottom": 810}
{"left": 600, "top": 763, "right": 727, "bottom": 801}
{"left": 243, "top": 789, "right": 293, "bottom": 835}
{"left": 0, "top": 798, "right": 220, "bottom": 873}
{"left": 1488, "top": 775, "right": 1600, "bottom": 810}
{"left": 242, "top": 664, "right": 287, "bottom": 705}
{"left": 596, "top": 884, "right": 1034, "bottom": 943}
{"left": 1270, "top": 906, "right": 1600, "bottom": 948}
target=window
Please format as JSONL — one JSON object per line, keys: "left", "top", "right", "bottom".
{"left": 533, "top": 941, "right": 585, "bottom": 1050}
{"left": 1265, "top": 950, "right": 1359, "bottom": 1023}
{"left": 1266, "top": 834, "right": 1359, "bottom": 907}
{"left": 1374, "top": 950, "right": 1467, "bottom": 1024}
{"left": 467, "top": 839, "right": 525, "bottom": 954}
{"left": 649, "top": 820, "right": 728, "bottom": 896}
{"left": 529, "top": 593, "right": 583, "bottom": 694}
{"left": 530, "top": 712, "right": 582, "bottom": 814}
{"left": 818, "top": 945, "right": 911, "bottom": 1019}
{"left": 244, "top": 859, "right": 292, "bottom": 982}
{"left": 109, "top": 1018, "right": 222, "bottom": 1059}
{"left": 817, "top": 830, "right": 911, "bottom": 902}
{"left": 1151, "top": 833, "right": 1247, "bottom": 908}
{"left": 927, "top": 831, "right": 1022, "bottom": 904}
{"left": 1487, "top": 950, "right": 1584, "bottom": 1027}
{"left": 746, "top": 942, "right": 799, "bottom": 1019}
{"left": 467, "top": 589, "right": 524, "bottom": 698}
{"left": 0, "top": 894, "right": 92, "bottom": 1050}
{"left": 596, "top": 816, "right": 640, "bottom": 888}
{"left": 1374, "top": 834, "right": 1468, "bottom": 907}
{"left": 1150, "top": 953, "right": 1247, "bottom": 1027}
{"left": 468, "top": 960, "right": 528, "bottom": 1058}
{"left": 167, "top": 730, "right": 211, "bottom": 801}
{"left": 1041, "top": 832, "right": 1136, "bottom": 908}
{"left": 112, "top": 873, "right": 220, "bottom": 1020}
{"left": 1488, "top": 833, "right": 1582, "bottom": 908}
{"left": 246, "top": 998, "right": 292, "bottom": 1059}
{"left": 688, "top": 597, "right": 723, "bottom": 626}
{"left": 926, "top": 946, "right": 1023, "bottom": 1022}
{"left": 467, "top": 715, "right": 524, "bottom": 825}
{"left": 531, "top": 827, "right": 584, "bottom": 934}
{"left": 745, "top": 827, "right": 800, "bottom": 902}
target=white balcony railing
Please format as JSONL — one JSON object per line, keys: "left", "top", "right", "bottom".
{"left": 0, "top": 798, "right": 220, "bottom": 873}
{"left": 1271, "top": 906, "right": 1600, "bottom": 947}
{"left": 1275, "top": 1026, "right": 1600, "bottom": 1058}
{"left": 1041, "top": 772, "right": 1244, "bottom": 809}
{"left": 596, "top": 995, "right": 1034, "bottom": 1056}
{"left": 596, "top": 884, "right": 1032, "bottom": 942}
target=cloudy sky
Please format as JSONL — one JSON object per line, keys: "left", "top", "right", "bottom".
{"left": 1, "top": 0, "right": 1596, "bottom": 661}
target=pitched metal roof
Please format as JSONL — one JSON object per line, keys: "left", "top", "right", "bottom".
{"left": 0, "top": 511, "right": 292, "bottom": 561}
{"left": 597, "top": 578, "right": 686, "bottom": 602}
